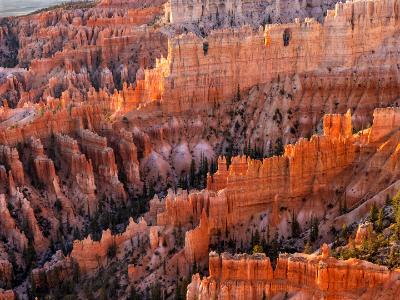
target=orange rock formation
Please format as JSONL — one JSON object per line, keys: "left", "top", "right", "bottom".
{"left": 70, "top": 218, "right": 148, "bottom": 273}
{"left": 153, "top": 108, "right": 400, "bottom": 265}
{"left": 131, "top": 0, "right": 400, "bottom": 113}
{"left": 187, "top": 248, "right": 400, "bottom": 299}
{"left": 77, "top": 129, "right": 127, "bottom": 201}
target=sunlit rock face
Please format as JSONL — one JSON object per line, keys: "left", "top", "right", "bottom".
{"left": 0, "top": 0, "right": 400, "bottom": 299}
{"left": 155, "top": 108, "right": 400, "bottom": 268}
{"left": 187, "top": 249, "right": 400, "bottom": 300}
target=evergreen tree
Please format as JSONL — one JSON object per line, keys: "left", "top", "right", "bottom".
{"left": 392, "top": 191, "right": 400, "bottom": 237}
{"left": 210, "top": 159, "right": 218, "bottom": 175}
{"left": 24, "top": 242, "right": 37, "bottom": 270}
{"left": 252, "top": 244, "right": 264, "bottom": 254}
{"left": 343, "top": 198, "right": 348, "bottom": 214}
{"left": 150, "top": 283, "right": 162, "bottom": 300}
{"left": 253, "top": 229, "right": 260, "bottom": 246}
{"left": 129, "top": 287, "right": 142, "bottom": 300}
{"left": 304, "top": 241, "right": 312, "bottom": 254}
{"left": 274, "top": 137, "right": 284, "bottom": 156}
{"left": 310, "top": 216, "right": 319, "bottom": 243}
{"left": 262, "top": 291, "right": 268, "bottom": 300}
{"left": 291, "top": 210, "right": 301, "bottom": 238}
{"left": 235, "top": 84, "right": 241, "bottom": 103}
{"left": 192, "top": 261, "right": 197, "bottom": 275}
{"left": 369, "top": 202, "right": 378, "bottom": 223}
{"left": 376, "top": 208, "right": 384, "bottom": 232}
{"left": 189, "top": 158, "right": 196, "bottom": 187}
{"left": 341, "top": 223, "right": 348, "bottom": 241}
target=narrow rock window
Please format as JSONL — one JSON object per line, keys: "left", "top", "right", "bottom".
{"left": 203, "top": 42, "right": 209, "bottom": 56}
{"left": 283, "top": 28, "right": 291, "bottom": 47}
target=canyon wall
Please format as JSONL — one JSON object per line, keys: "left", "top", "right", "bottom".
{"left": 150, "top": 108, "right": 400, "bottom": 264}
{"left": 133, "top": 0, "right": 400, "bottom": 113}
{"left": 212, "top": 111, "right": 354, "bottom": 227}
{"left": 168, "top": 0, "right": 338, "bottom": 24}
{"left": 187, "top": 247, "right": 400, "bottom": 299}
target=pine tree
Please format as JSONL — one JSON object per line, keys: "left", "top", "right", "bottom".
{"left": 189, "top": 159, "right": 196, "bottom": 187}
{"left": 291, "top": 210, "right": 301, "bottom": 238}
{"left": 235, "top": 84, "right": 241, "bottom": 103}
{"left": 274, "top": 137, "right": 284, "bottom": 156}
{"left": 392, "top": 191, "right": 400, "bottom": 237}
{"left": 304, "top": 241, "right": 312, "bottom": 254}
{"left": 343, "top": 198, "right": 348, "bottom": 213}
{"left": 376, "top": 208, "right": 384, "bottom": 232}
{"left": 253, "top": 229, "right": 260, "bottom": 246}
{"left": 341, "top": 223, "right": 347, "bottom": 241}
{"left": 369, "top": 202, "right": 378, "bottom": 223}
{"left": 262, "top": 291, "right": 267, "bottom": 300}
{"left": 310, "top": 217, "right": 319, "bottom": 242}
{"left": 252, "top": 244, "right": 264, "bottom": 254}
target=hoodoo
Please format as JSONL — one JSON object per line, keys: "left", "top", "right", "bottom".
{"left": 0, "top": 0, "right": 399, "bottom": 299}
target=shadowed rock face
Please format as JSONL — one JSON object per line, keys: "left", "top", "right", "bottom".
{"left": 0, "top": 0, "right": 399, "bottom": 299}
{"left": 168, "top": 0, "right": 340, "bottom": 27}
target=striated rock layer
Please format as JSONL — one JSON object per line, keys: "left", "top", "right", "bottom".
{"left": 127, "top": 0, "right": 400, "bottom": 115}
{"left": 70, "top": 217, "right": 148, "bottom": 273}
{"left": 187, "top": 247, "right": 400, "bottom": 300}
{"left": 151, "top": 108, "right": 400, "bottom": 265}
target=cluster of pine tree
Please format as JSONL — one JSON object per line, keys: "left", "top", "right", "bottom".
{"left": 177, "top": 153, "right": 217, "bottom": 191}
{"left": 333, "top": 191, "right": 400, "bottom": 269}
{"left": 243, "top": 137, "right": 285, "bottom": 161}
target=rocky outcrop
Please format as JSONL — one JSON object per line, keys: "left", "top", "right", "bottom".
{"left": 54, "top": 134, "right": 97, "bottom": 215}
{"left": 70, "top": 218, "right": 148, "bottom": 274}
{"left": 29, "top": 137, "right": 61, "bottom": 195}
{"left": 184, "top": 210, "right": 210, "bottom": 265}
{"left": 368, "top": 107, "right": 400, "bottom": 144}
{"left": 20, "top": 197, "right": 49, "bottom": 254}
{"left": 208, "top": 111, "right": 355, "bottom": 231}
{"left": 0, "top": 260, "right": 13, "bottom": 290}
{"left": 187, "top": 248, "right": 400, "bottom": 299}
{"left": 0, "top": 145, "right": 24, "bottom": 186}
{"left": 0, "top": 102, "right": 105, "bottom": 146}
{"left": 0, "top": 0, "right": 399, "bottom": 298}
{"left": 117, "top": 130, "right": 142, "bottom": 190}
{"left": 77, "top": 129, "right": 127, "bottom": 201}
{"left": 31, "top": 251, "right": 78, "bottom": 292}
{"left": 156, "top": 189, "right": 209, "bottom": 227}
{"left": 0, "top": 289, "right": 15, "bottom": 300}
{"left": 101, "top": 128, "right": 143, "bottom": 194}
{"left": 0, "top": 195, "right": 28, "bottom": 252}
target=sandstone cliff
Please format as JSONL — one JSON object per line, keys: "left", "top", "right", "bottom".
{"left": 70, "top": 218, "right": 148, "bottom": 274}
{"left": 187, "top": 248, "right": 400, "bottom": 299}
{"left": 54, "top": 133, "right": 97, "bottom": 215}
{"left": 77, "top": 129, "right": 127, "bottom": 202}
{"left": 152, "top": 108, "right": 400, "bottom": 265}
{"left": 0, "top": 194, "right": 28, "bottom": 252}
{"left": 129, "top": 0, "right": 400, "bottom": 114}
